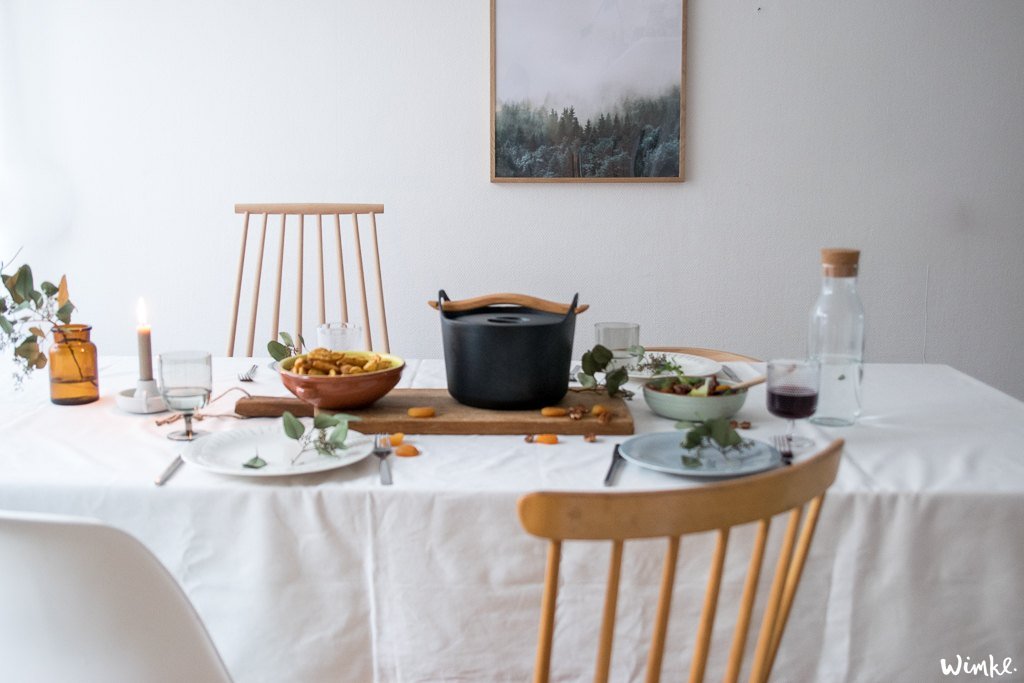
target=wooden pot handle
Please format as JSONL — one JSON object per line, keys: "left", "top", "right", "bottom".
{"left": 427, "top": 293, "right": 589, "bottom": 315}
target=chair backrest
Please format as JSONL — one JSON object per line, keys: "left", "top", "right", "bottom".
{"left": 517, "top": 439, "right": 843, "bottom": 683}
{"left": 227, "top": 203, "right": 390, "bottom": 356}
{"left": 644, "top": 346, "right": 762, "bottom": 362}
{"left": 0, "top": 510, "right": 233, "bottom": 683}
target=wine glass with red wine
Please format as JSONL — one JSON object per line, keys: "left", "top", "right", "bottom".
{"left": 766, "top": 359, "right": 820, "bottom": 449}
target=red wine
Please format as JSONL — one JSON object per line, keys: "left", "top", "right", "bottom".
{"left": 767, "top": 386, "right": 819, "bottom": 419}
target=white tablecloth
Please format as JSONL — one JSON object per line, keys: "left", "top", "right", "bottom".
{"left": 2, "top": 358, "right": 1023, "bottom": 682}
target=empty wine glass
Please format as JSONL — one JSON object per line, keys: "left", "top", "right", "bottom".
{"left": 766, "top": 359, "right": 820, "bottom": 449}
{"left": 158, "top": 351, "right": 212, "bottom": 441}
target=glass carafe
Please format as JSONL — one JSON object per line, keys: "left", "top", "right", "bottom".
{"left": 808, "top": 249, "right": 864, "bottom": 426}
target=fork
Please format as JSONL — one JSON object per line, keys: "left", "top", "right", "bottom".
{"left": 373, "top": 434, "right": 393, "bottom": 485}
{"left": 238, "top": 364, "right": 258, "bottom": 382}
{"left": 774, "top": 435, "right": 794, "bottom": 466}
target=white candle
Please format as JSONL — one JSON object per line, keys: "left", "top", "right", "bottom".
{"left": 137, "top": 298, "right": 153, "bottom": 381}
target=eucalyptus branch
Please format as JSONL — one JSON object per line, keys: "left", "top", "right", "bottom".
{"left": 1, "top": 260, "right": 76, "bottom": 386}
{"left": 574, "top": 343, "right": 638, "bottom": 399}
{"left": 280, "top": 410, "right": 361, "bottom": 465}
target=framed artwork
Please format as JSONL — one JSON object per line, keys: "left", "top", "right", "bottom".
{"left": 490, "top": 0, "right": 685, "bottom": 183}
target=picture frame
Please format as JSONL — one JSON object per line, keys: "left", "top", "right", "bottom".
{"left": 490, "top": 0, "right": 686, "bottom": 183}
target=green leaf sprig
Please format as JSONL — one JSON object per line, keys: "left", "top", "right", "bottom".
{"left": 268, "top": 331, "right": 305, "bottom": 362}
{"left": 281, "top": 410, "right": 360, "bottom": 464}
{"left": 675, "top": 417, "right": 749, "bottom": 453}
{"left": 631, "top": 348, "right": 688, "bottom": 377}
{"left": 575, "top": 343, "right": 642, "bottom": 398}
{"left": 0, "top": 256, "right": 76, "bottom": 386}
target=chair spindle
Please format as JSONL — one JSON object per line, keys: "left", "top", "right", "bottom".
{"left": 317, "top": 215, "right": 326, "bottom": 325}
{"left": 690, "top": 528, "right": 731, "bottom": 683}
{"left": 749, "top": 507, "right": 803, "bottom": 683}
{"left": 369, "top": 212, "right": 390, "bottom": 353}
{"left": 350, "top": 214, "right": 372, "bottom": 350}
{"left": 295, "top": 214, "right": 304, "bottom": 347}
{"left": 645, "top": 535, "right": 681, "bottom": 683}
{"left": 271, "top": 213, "right": 287, "bottom": 344}
{"left": 245, "top": 212, "right": 270, "bottom": 357}
{"left": 334, "top": 213, "right": 349, "bottom": 324}
{"left": 724, "top": 519, "right": 771, "bottom": 683}
{"left": 228, "top": 211, "right": 251, "bottom": 356}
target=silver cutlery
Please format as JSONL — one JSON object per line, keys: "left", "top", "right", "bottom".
{"left": 773, "top": 435, "right": 794, "bottom": 466}
{"left": 373, "top": 434, "right": 393, "bottom": 485}
{"left": 154, "top": 454, "right": 184, "bottom": 486}
{"left": 603, "top": 444, "right": 624, "bottom": 486}
{"left": 720, "top": 364, "right": 742, "bottom": 383}
{"left": 238, "top": 364, "right": 258, "bottom": 382}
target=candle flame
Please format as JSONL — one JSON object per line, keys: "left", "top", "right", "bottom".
{"left": 137, "top": 297, "right": 149, "bottom": 328}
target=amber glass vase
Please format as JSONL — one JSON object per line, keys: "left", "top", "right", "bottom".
{"left": 49, "top": 324, "right": 99, "bottom": 405}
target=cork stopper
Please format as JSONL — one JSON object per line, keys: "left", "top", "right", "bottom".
{"left": 821, "top": 248, "right": 860, "bottom": 277}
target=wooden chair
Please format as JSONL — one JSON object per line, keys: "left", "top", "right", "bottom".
{"left": 227, "top": 203, "right": 390, "bottom": 356}
{"left": 517, "top": 439, "right": 844, "bottom": 683}
{"left": 644, "top": 347, "right": 762, "bottom": 363}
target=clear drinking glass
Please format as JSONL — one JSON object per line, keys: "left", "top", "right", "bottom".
{"left": 594, "top": 322, "right": 640, "bottom": 371}
{"left": 158, "top": 351, "right": 212, "bottom": 441}
{"left": 766, "top": 359, "right": 820, "bottom": 449}
{"left": 316, "top": 322, "right": 363, "bottom": 351}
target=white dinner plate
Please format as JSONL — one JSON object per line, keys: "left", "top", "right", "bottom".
{"left": 627, "top": 352, "right": 723, "bottom": 381}
{"left": 618, "top": 432, "right": 781, "bottom": 478}
{"left": 183, "top": 424, "right": 373, "bottom": 477}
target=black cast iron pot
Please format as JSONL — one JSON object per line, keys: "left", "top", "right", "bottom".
{"left": 430, "top": 291, "right": 589, "bottom": 410}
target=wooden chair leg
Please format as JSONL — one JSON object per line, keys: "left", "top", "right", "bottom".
{"left": 535, "top": 540, "right": 562, "bottom": 683}
{"left": 595, "top": 540, "right": 624, "bottom": 683}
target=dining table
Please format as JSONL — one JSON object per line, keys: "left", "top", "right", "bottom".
{"left": 2, "top": 355, "right": 1023, "bottom": 682}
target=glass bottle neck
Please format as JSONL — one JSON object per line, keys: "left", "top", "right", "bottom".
{"left": 819, "top": 276, "right": 859, "bottom": 295}
{"left": 53, "top": 324, "right": 92, "bottom": 343}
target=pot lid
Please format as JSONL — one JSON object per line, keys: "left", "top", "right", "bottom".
{"left": 447, "top": 307, "right": 566, "bottom": 327}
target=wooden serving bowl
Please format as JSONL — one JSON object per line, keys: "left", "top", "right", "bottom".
{"left": 277, "top": 352, "right": 405, "bottom": 410}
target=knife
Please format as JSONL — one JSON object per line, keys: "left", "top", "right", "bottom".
{"left": 603, "top": 445, "right": 624, "bottom": 487}
{"left": 154, "top": 455, "right": 184, "bottom": 486}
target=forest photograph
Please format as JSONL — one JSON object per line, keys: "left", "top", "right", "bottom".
{"left": 492, "top": 0, "right": 684, "bottom": 182}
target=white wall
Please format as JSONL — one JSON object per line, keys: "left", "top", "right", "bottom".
{"left": 3, "top": 0, "right": 1024, "bottom": 399}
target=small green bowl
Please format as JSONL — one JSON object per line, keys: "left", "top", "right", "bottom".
{"left": 642, "top": 381, "right": 748, "bottom": 422}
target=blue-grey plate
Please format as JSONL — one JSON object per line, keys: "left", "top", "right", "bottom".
{"left": 618, "top": 432, "right": 782, "bottom": 478}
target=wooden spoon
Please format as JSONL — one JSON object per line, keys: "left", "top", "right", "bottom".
{"left": 726, "top": 375, "right": 766, "bottom": 392}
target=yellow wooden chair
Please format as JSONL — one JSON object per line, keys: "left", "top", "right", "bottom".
{"left": 517, "top": 439, "right": 843, "bottom": 683}
{"left": 227, "top": 203, "right": 390, "bottom": 356}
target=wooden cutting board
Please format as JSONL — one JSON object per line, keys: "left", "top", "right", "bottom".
{"left": 235, "top": 388, "right": 634, "bottom": 435}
